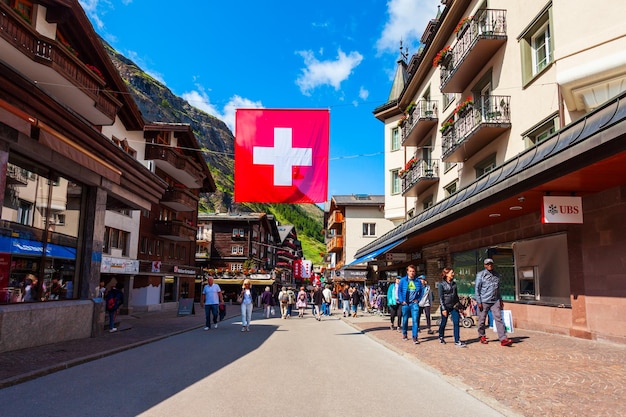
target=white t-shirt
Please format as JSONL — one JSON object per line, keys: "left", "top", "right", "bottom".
{"left": 202, "top": 283, "right": 221, "bottom": 305}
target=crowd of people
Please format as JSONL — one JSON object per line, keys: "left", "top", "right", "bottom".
{"left": 198, "top": 258, "right": 514, "bottom": 347}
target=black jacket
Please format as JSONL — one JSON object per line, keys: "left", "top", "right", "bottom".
{"left": 437, "top": 279, "right": 460, "bottom": 310}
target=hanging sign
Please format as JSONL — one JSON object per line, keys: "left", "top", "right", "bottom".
{"left": 541, "top": 196, "right": 583, "bottom": 224}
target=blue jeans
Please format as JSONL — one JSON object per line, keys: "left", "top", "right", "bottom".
{"left": 401, "top": 302, "right": 420, "bottom": 338}
{"left": 322, "top": 302, "right": 331, "bottom": 315}
{"left": 108, "top": 310, "right": 117, "bottom": 330}
{"left": 204, "top": 304, "right": 218, "bottom": 328}
{"left": 438, "top": 307, "right": 460, "bottom": 343}
{"left": 241, "top": 302, "right": 253, "bottom": 327}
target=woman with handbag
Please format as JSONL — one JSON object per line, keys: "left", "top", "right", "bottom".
{"left": 437, "top": 267, "right": 467, "bottom": 347}
{"left": 239, "top": 279, "right": 254, "bottom": 332}
{"left": 296, "top": 286, "right": 308, "bottom": 317}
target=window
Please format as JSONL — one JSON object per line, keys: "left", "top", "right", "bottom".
{"left": 444, "top": 180, "right": 458, "bottom": 197}
{"left": 444, "top": 161, "right": 457, "bottom": 173}
{"left": 231, "top": 246, "right": 244, "bottom": 255}
{"left": 230, "top": 263, "right": 243, "bottom": 271}
{"left": 232, "top": 228, "right": 245, "bottom": 238}
{"left": 104, "top": 227, "right": 129, "bottom": 256}
{"left": 140, "top": 236, "right": 148, "bottom": 254}
{"left": 522, "top": 112, "right": 559, "bottom": 147}
{"left": 519, "top": 4, "right": 553, "bottom": 86}
{"left": 391, "top": 170, "right": 401, "bottom": 195}
{"left": 475, "top": 154, "right": 497, "bottom": 178}
{"left": 391, "top": 127, "right": 400, "bottom": 151}
{"left": 422, "top": 195, "right": 434, "bottom": 210}
{"left": 362, "top": 223, "right": 376, "bottom": 237}
{"left": 17, "top": 200, "right": 33, "bottom": 225}
{"left": 443, "top": 92, "right": 455, "bottom": 110}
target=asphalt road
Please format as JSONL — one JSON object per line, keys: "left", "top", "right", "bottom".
{"left": 1, "top": 312, "right": 505, "bottom": 417}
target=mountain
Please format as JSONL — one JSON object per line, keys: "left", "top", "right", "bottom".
{"left": 103, "top": 42, "right": 325, "bottom": 263}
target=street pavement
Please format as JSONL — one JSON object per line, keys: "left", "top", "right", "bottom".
{"left": 1, "top": 305, "right": 624, "bottom": 416}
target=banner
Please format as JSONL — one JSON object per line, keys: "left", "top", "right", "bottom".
{"left": 235, "top": 109, "right": 329, "bottom": 203}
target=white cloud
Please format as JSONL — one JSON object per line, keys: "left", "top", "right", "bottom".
{"left": 79, "top": 0, "right": 108, "bottom": 29}
{"left": 295, "top": 49, "right": 363, "bottom": 96}
{"left": 182, "top": 88, "right": 263, "bottom": 134}
{"left": 359, "top": 86, "right": 369, "bottom": 101}
{"left": 125, "top": 50, "right": 166, "bottom": 85}
{"left": 376, "top": 0, "right": 439, "bottom": 55}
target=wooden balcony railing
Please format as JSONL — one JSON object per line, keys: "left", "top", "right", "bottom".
{"left": 145, "top": 143, "right": 204, "bottom": 186}
{"left": 154, "top": 220, "right": 196, "bottom": 241}
{"left": 161, "top": 187, "right": 199, "bottom": 212}
{"left": 0, "top": 5, "right": 121, "bottom": 122}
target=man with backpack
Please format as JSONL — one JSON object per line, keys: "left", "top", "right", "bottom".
{"left": 278, "top": 286, "right": 289, "bottom": 319}
{"left": 105, "top": 282, "right": 124, "bottom": 333}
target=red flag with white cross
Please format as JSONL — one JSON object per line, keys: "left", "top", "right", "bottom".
{"left": 234, "top": 109, "right": 329, "bottom": 203}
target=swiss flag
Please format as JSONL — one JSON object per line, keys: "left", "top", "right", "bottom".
{"left": 234, "top": 109, "right": 329, "bottom": 203}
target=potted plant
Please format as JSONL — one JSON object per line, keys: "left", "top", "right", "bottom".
{"left": 454, "top": 16, "right": 473, "bottom": 38}
{"left": 433, "top": 46, "right": 452, "bottom": 68}
{"left": 440, "top": 118, "right": 455, "bottom": 134}
{"left": 454, "top": 97, "right": 474, "bottom": 117}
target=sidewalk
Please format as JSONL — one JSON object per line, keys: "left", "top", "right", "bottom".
{"left": 1, "top": 307, "right": 625, "bottom": 417}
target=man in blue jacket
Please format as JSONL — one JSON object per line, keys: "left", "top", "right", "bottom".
{"left": 475, "top": 258, "right": 513, "bottom": 346}
{"left": 397, "top": 265, "right": 423, "bottom": 344}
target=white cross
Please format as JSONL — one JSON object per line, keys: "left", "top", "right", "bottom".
{"left": 253, "top": 127, "right": 312, "bottom": 186}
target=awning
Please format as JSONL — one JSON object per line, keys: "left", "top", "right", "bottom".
{"left": 345, "top": 238, "right": 406, "bottom": 267}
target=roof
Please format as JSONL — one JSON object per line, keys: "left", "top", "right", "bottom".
{"left": 331, "top": 194, "right": 385, "bottom": 206}
{"left": 277, "top": 225, "right": 296, "bottom": 242}
{"left": 355, "top": 91, "right": 626, "bottom": 259}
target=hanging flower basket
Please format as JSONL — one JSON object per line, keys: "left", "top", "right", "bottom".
{"left": 454, "top": 97, "right": 474, "bottom": 118}
{"left": 454, "top": 16, "right": 473, "bottom": 38}
{"left": 440, "top": 118, "right": 455, "bottom": 134}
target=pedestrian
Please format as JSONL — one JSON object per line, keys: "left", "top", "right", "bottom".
{"left": 261, "top": 286, "right": 273, "bottom": 319}
{"left": 97, "top": 281, "right": 106, "bottom": 299}
{"left": 278, "top": 286, "right": 289, "bottom": 319}
{"left": 239, "top": 279, "right": 254, "bottom": 332}
{"left": 437, "top": 268, "right": 467, "bottom": 347}
{"left": 331, "top": 287, "right": 338, "bottom": 311}
{"left": 201, "top": 276, "right": 223, "bottom": 330}
{"left": 398, "top": 265, "right": 423, "bottom": 344}
{"left": 296, "top": 286, "right": 308, "bottom": 317}
{"left": 341, "top": 284, "right": 350, "bottom": 317}
{"left": 386, "top": 276, "right": 402, "bottom": 331}
{"left": 417, "top": 275, "right": 435, "bottom": 334}
{"left": 105, "top": 282, "right": 124, "bottom": 333}
{"left": 350, "top": 285, "right": 361, "bottom": 317}
{"left": 322, "top": 284, "right": 332, "bottom": 316}
{"left": 475, "top": 258, "right": 513, "bottom": 346}
{"left": 312, "top": 285, "right": 323, "bottom": 321}
{"left": 287, "top": 287, "right": 296, "bottom": 318}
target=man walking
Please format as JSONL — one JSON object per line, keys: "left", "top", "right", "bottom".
{"left": 397, "top": 265, "right": 423, "bottom": 344}
{"left": 322, "top": 284, "right": 332, "bottom": 316}
{"left": 201, "top": 276, "right": 224, "bottom": 330}
{"left": 475, "top": 258, "right": 513, "bottom": 346}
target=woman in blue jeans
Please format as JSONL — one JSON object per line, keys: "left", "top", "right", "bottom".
{"left": 437, "top": 268, "right": 467, "bottom": 347}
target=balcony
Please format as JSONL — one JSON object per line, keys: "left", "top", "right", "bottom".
{"left": 6, "top": 164, "right": 28, "bottom": 186}
{"left": 402, "top": 100, "right": 438, "bottom": 147}
{"left": 327, "top": 210, "right": 343, "bottom": 229}
{"left": 0, "top": 5, "right": 121, "bottom": 125}
{"left": 145, "top": 143, "right": 204, "bottom": 188}
{"left": 442, "top": 96, "right": 511, "bottom": 162}
{"left": 440, "top": 9, "right": 507, "bottom": 93}
{"left": 154, "top": 220, "right": 196, "bottom": 241}
{"left": 326, "top": 235, "right": 343, "bottom": 253}
{"left": 161, "top": 187, "right": 199, "bottom": 212}
{"left": 402, "top": 159, "right": 440, "bottom": 197}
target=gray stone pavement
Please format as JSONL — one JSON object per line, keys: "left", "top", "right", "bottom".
{"left": 1, "top": 305, "right": 624, "bottom": 417}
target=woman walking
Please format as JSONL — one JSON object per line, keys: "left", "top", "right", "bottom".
{"left": 437, "top": 268, "right": 466, "bottom": 347}
{"left": 239, "top": 279, "right": 254, "bottom": 332}
{"left": 296, "top": 286, "right": 308, "bottom": 317}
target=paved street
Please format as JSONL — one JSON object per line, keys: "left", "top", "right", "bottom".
{"left": 0, "top": 309, "right": 506, "bottom": 417}
{"left": 1, "top": 306, "right": 625, "bottom": 417}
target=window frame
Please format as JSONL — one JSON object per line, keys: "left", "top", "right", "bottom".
{"left": 362, "top": 223, "right": 376, "bottom": 237}
{"left": 519, "top": 3, "right": 554, "bottom": 87}
{"left": 391, "top": 127, "right": 401, "bottom": 151}
{"left": 475, "top": 153, "right": 497, "bottom": 178}
{"left": 444, "top": 180, "right": 458, "bottom": 197}
{"left": 391, "top": 169, "right": 401, "bottom": 195}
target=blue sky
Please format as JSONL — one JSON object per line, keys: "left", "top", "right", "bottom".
{"left": 80, "top": 0, "right": 438, "bottom": 198}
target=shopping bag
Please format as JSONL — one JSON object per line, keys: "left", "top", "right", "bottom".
{"left": 270, "top": 307, "right": 275, "bottom": 316}
{"left": 492, "top": 309, "right": 514, "bottom": 333}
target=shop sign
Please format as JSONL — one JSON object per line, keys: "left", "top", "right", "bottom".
{"left": 385, "top": 253, "right": 407, "bottom": 262}
{"left": 542, "top": 196, "right": 583, "bottom": 224}
{"left": 101, "top": 256, "right": 139, "bottom": 274}
{"left": 174, "top": 266, "right": 196, "bottom": 275}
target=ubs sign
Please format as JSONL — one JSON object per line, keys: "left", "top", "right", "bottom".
{"left": 541, "top": 196, "right": 583, "bottom": 224}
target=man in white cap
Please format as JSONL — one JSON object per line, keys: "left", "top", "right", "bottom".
{"left": 475, "top": 258, "right": 513, "bottom": 346}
